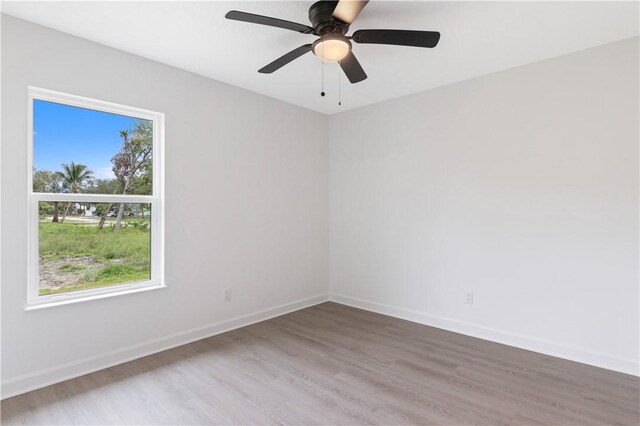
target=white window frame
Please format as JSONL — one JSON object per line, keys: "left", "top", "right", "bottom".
{"left": 26, "top": 87, "right": 165, "bottom": 309}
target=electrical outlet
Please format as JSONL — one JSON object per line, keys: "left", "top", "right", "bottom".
{"left": 224, "top": 288, "right": 232, "bottom": 302}
{"left": 465, "top": 292, "right": 474, "bottom": 305}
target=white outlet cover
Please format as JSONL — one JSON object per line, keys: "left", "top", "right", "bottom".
{"left": 465, "top": 292, "right": 474, "bottom": 304}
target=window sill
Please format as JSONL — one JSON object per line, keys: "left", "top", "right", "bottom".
{"left": 25, "top": 282, "right": 167, "bottom": 311}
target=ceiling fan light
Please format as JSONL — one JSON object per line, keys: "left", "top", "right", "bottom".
{"left": 312, "top": 36, "right": 351, "bottom": 62}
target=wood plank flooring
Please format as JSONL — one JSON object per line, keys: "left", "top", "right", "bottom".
{"left": 2, "top": 302, "right": 639, "bottom": 425}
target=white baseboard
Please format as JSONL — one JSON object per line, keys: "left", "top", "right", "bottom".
{"left": 4, "top": 292, "right": 636, "bottom": 400}
{"left": 1, "top": 293, "right": 329, "bottom": 400}
{"left": 329, "top": 293, "right": 639, "bottom": 377}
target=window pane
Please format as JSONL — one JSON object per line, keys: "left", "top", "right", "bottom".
{"left": 38, "top": 201, "right": 152, "bottom": 295}
{"left": 33, "top": 99, "right": 153, "bottom": 196}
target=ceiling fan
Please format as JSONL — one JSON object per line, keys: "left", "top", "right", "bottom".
{"left": 225, "top": 0, "right": 440, "bottom": 84}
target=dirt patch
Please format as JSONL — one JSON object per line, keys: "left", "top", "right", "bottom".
{"left": 38, "top": 256, "right": 102, "bottom": 291}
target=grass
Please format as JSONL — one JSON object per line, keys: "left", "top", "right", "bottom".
{"left": 59, "top": 263, "right": 81, "bottom": 272}
{"left": 39, "top": 221, "right": 151, "bottom": 295}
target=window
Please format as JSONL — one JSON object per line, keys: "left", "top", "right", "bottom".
{"left": 28, "top": 87, "right": 164, "bottom": 308}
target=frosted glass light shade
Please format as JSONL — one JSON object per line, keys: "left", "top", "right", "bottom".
{"left": 313, "top": 37, "right": 351, "bottom": 62}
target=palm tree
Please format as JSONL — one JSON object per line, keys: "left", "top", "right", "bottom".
{"left": 57, "top": 162, "right": 93, "bottom": 223}
{"left": 48, "top": 175, "right": 65, "bottom": 223}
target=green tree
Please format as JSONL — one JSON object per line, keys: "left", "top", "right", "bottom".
{"left": 57, "top": 161, "right": 93, "bottom": 223}
{"left": 33, "top": 168, "right": 64, "bottom": 222}
{"left": 86, "top": 178, "right": 121, "bottom": 195}
{"left": 98, "top": 121, "right": 152, "bottom": 230}
{"left": 39, "top": 202, "right": 54, "bottom": 219}
{"left": 33, "top": 168, "right": 55, "bottom": 192}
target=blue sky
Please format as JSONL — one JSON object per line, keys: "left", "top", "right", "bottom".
{"left": 33, "top": 99, "right": 140, "bottom": 179}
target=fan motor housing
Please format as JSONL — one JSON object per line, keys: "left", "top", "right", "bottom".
{"left": 309, "top": 0, "right": 349, "bottom": 35}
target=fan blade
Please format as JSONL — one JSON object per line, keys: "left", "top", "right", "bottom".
{"left": 259, "top": 44, "right": 313, "bottom": 74}
{"left": 332, "top": 0, "right": 369, "bottom": 24}
{"left": 225, "top": 11, "right": 314, "bottom": 34}
{"left": 352, "top": 29, "right": 441, "bottom": 48}
{"left": 339, "top": 51, "right": 367, "bottom": 83}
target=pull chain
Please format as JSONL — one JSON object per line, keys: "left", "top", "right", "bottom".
{"left": 338, "top": 63, "right": 342, "bottom": 106}
{"left": 320, "top": 44, "right": 325, "bottom": 97}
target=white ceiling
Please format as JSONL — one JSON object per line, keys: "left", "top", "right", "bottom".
{"left": 3, "top": 1, "right": 639, "bottom": 114}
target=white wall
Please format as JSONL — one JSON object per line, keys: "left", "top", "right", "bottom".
{"left": 329, "top": 37, "right": 639, "bottom": 375}
{"left": 1, "top": 15, "right": 328, "bottom": 397}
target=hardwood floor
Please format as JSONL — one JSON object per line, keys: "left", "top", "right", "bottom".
{"left": 2, "top": 302, "right": 639, "bottom": 425}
